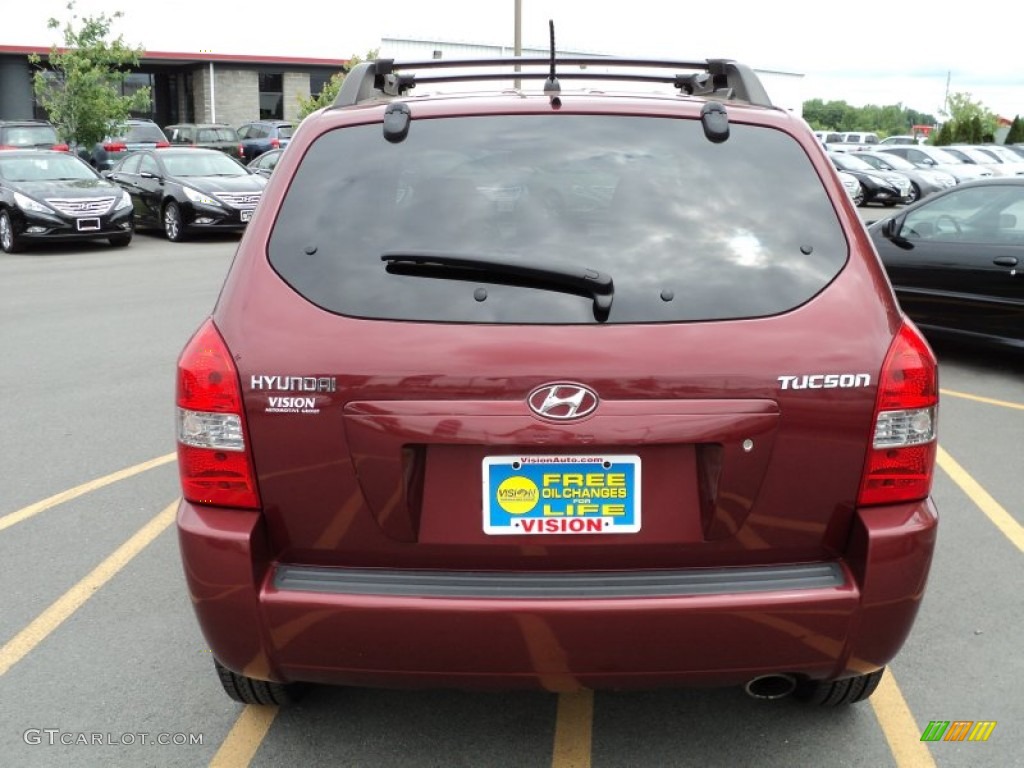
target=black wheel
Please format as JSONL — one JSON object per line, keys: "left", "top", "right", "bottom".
{"left": 214, "top": 659, "right": 305, "bottom": 705}
{"left": 108, "top": 232, "right": 132, "bottom": 247}
{"left": 163, "top": 201, "right": 186, "bottom": 242}
{"left": 854, "top": 184, "right": 867, "bottom": 207}
{"left": 0, "top": 209, "right": 22, "bottom": 253}
{"left": 795, "top": 667, "right": 885, "bottom": 706}
{"left": 907, "top": 182, "right": 920, "bottom": 204}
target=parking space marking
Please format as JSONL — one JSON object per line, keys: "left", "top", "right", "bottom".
{"left": 0, "top": 453, "right": 176, "bottom": 533}
{"left": 0, "top": 501, "right": 176, "bottom": 677}
{"left": 208, "top": 705, "right": 278, "bottom": 768}
{"left": 940, "top": 388, "right": 1024, "bottom": 412}
{"left": 870, "top": 669, "right": 937, "bottom": 768}
{"left": 937, "top": 445, "right": 1024, "bottom": 554}
{"left": 552, "top": 690, "right": 593, "bottom": 768}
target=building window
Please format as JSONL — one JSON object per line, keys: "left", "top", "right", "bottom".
{"left": 259, "top": 73, "right": 283, "bottom": 120}
{"left": 123, "top": 72, "right": 155, "bottom": 119}
{"left": 310, "top": 72, "right": 339, "bottom": 100}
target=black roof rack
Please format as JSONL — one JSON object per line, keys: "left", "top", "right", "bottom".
{"left": 334, "top": 57, "right": 774, "bottom": 109}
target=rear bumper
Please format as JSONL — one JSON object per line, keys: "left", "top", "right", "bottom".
{"left": 177, "top": 498, "right": 937, "bottom": 691}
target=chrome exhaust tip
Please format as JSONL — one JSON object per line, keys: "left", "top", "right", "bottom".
{"left": 744, "top": 674, "right": 797, "bottom": 700}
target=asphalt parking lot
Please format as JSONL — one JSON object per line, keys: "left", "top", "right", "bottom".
{"left": 1, "top": 226, "right": 1021, "bottom": 768}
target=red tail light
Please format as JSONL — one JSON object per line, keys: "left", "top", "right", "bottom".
{"left": 53, "top": 143, "right": 70, "bottom": 152}
{"left": 103, "top": 141, "right": 127, "bottom": 152}
{"left": 176, "top": 319, "right": 260, "bottom": 509}
{"left": 156, "top": 140, "right": 170, "bottom": 148}
{"left": 238, "top": 144, "right": 245, "bottom": 158}
{"left": 858, "top": 321, "right": 938, "bottom": 506}
{"left": 270, "top": 138, "right": 280, "bottom": 149}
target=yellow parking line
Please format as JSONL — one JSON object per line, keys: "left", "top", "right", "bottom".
{"left": 0, "top": 501, "right": 177, "bottom": 677}
{"left": 551, "top": 690, "right": 593, "bottom": 768}
{"left": 870, "top": 669, "right": 937, "bottom": 768}
{"left": 940, "top": 388, "right": 1024, "bottom": 411}
{"left": 209, "top": 705, "right": 278, "bottom": 768}
{"left": 937, "top": 445, "right": 1024, "bottom": 554}
{"left": 0, "top": 453, "right": 176, "bottom": 533}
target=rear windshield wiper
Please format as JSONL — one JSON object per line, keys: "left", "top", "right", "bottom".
{"left": 382, "top": 251, "right": 614, "bottom": 321}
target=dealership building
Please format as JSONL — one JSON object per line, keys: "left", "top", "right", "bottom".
{"left": 0, "top": 45, "right": 349, "bottom": 127}
{"left": 0, "top": 39, "right": 803, "bottom": 129}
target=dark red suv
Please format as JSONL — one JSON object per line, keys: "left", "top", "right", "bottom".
{"left": 175, "top": 55, "right": 939, "bottom": 707}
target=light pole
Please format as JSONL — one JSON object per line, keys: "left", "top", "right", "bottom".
{"left": 514, "top": 0, "right": 522, "bottom": 89}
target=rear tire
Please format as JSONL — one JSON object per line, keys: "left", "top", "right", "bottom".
{"left": 214, "top": 659, "right": 305, "bottom": 705}
{"left": 795, "top": 667, "right": 885, "bottom": 706}
{"left": 0, "top": 209, "right": 22, "bottom": 253}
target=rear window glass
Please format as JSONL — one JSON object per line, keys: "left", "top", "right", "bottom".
{"left": 123, "top": 124, "right": 167, "bottom": 142}
{"left": 276, "top": 125, "right": 294, "bottom": 139}
{"left": 268, "top": 114, "right": 847, "bottom": 324}
{"left": 198, "top": 127, "right": 238, "bottom": 142}
{"left": 2, "top": 124, "right": 58, "bottom": 146}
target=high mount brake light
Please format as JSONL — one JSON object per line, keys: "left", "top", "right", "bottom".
{"left": 858, "top": 321, "right": 938, "bottom": 506}
{"left": 176, "top": 319, "right": 260, "bottom": 509}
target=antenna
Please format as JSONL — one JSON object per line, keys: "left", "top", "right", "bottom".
{"left": 543, "top": 20, "right": 560, "bottom": 100}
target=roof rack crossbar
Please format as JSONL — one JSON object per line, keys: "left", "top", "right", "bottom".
{"left": 333, "top": 57, "right": 773, "bottom": 108}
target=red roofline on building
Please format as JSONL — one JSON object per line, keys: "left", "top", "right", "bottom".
{"left": 0, "top": 44, "right": 348, "bottom": 68}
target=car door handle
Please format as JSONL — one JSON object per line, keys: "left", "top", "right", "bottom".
{"left": 993, "top": 256, "right": 1018, "bottom": 267}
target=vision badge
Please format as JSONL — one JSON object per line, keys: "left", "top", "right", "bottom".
{"left": 495, "top": 475, "right": 539, "bottom": 515}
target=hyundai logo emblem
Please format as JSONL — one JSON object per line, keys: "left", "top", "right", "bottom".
{"left": 527, "top": 383, "right": 599, "bottom": 421}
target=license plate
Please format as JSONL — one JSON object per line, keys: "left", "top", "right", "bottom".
{"left": 240, "top": 209, "right": 253, "bottom": 222}
{"left": 483, "top": 455, "right": 641, "bottom": 535}
{"left": 76, "top": 218, "right": 100, "bottom": 231}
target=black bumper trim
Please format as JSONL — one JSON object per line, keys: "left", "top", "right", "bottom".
{"left": 272, "top": 562, "right": 845, "bottom": 599}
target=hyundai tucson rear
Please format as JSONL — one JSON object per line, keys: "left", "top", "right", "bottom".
{"left": 176, "top": 56, "right": 939, "bottom": 707}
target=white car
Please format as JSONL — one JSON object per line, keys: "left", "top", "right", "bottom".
{"left": 967, "top": 145, "right": 1024, "bottom": 176}
{"left": 837, "top": 170, "right": 864, "bottom": 205}
{"left": 874, "top": 145, "right": 993, "bottom": 183}
{"left": 942, "top": 145, "right": 1019, "bottom": 177}
{"left": 879, "top": 135, "right": 925, "bottom": 146}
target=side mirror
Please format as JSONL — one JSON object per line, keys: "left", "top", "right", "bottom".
{"left": 881, "top": 216, "right": 915, "bottom": 250}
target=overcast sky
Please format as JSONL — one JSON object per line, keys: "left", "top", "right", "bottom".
{"left": 5, "top": 0, "right": 1022, "bottom": 119}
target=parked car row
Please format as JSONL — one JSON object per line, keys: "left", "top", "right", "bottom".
{"left": 0, "top": 147, "right": 266, "bottom": 252}
{"left": 3, "top": 117, "right": 294, "bottom": 169}
{"left": 824, "top": 141, "right": 1024, "bottom": 206}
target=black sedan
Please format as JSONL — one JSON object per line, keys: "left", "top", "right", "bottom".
{"left": 105, "top": 148, "right": 266, "bottom": 241}
{"left": 0, "top": 150, "right": 134, "bottom": 252}
{"left": 868, "top": 178, "right": 1024, "bottom": 349}
{"left": 828, "top": 151, "right": 913, "bottom": 207}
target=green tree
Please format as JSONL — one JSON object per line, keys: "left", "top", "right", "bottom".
{"left": 801, "top": 98, "right": 936, "bottom": 137}
{"left": 940, "top": 91, "right": 997, "bottom": 145}
{"left": 934, "top": 121, "right": 954, "bottom": 146}
{"left": 1006, "top": 116, "right": 1024, "bottom": 144}
{"left": 297, "top": 49, "right": 379, "bottom": 120}
{"left": 29, "top": 2, "right": 150, "bottom": 149}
